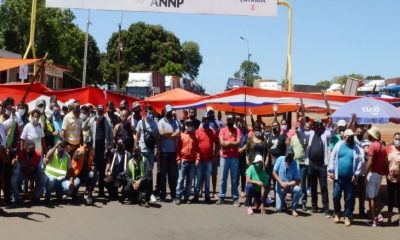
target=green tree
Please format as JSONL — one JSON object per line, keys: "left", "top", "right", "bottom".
{"left": 182, "top": 41, "right": 202, "bottom": 79}
{"left": 333, "top": 73, "right": 364, "bottom": 86}
{"left": 160, "top": 61, "right": 183, "bottom": 76}
{"left": 101, "top": 22, "right": 183, "bottom": 87}
{"left": 316, "top": 80, "right": 332, "bottom": 88}
{"left": 234, "top": 60, "right": 260, "bottom": 86}
{"left": 365, "top": 75, "right": 384, "bottom": 80}
{"left": 0, "top": 0, "right": 102, "bottom": 86}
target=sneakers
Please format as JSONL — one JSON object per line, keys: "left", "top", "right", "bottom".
{"left": 247, "top": 207, "right": 254, "bottom": 215}
{"left": 334, "top": 214, "right": 341, "bottom": 223}
{"left": 377, "top": 214, "right": 384, "bottom": 223}
{"left": 292, "top": 210, "right": 299, "bottom": 217}
{"left": 191, "top": 197, "right": 199, "bottom": 203}
{"left": 150, "top": 194, "right": 157, "bottom": 203}
{"left": 85, "top": 195, "right": 94, "bottom": 205}
{"left": 344, "top": 217, "right": 351, "bottom": 227}
{"left": 324, "top": 211, "right": 331, "bottom": 218}
{"left": 205, "top": 198, "right": 212, "bottom": 204}
{"left": 216, "top": 199, "right": 224, "bottom": 205}
{"left": 367, "top": 220, "right": 377, "bottom": 227}
{"left": 233, "top": 200, "right": 241, "bottom": 207}
{"left": 174, "top": 198, "right": 181, "bottom": 205}
{"left": 302, "top": 204, "right": 309, "bottom": 213}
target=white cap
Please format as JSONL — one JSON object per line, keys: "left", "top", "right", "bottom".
{"left": 344, "top": 129, "right": 354, "bottom": 137}
{"left": 337, "top": 119, "right": 346, "bottom": 127}
{"left": 254, "top": 155, "right": 263, "bottom": 163}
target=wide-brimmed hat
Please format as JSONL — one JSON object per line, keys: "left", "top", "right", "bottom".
{"left": 367, "top": 126, "right": 381, "bottom": 140}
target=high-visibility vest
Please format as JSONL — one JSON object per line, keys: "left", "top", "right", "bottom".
{"left": 45, "top": 150, "right": 69, "bottom": 179}
{"left": 128, "top": 159, "right": 144, "bottom": 182}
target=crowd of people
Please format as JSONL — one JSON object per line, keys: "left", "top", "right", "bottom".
{"left": 0, "top": 96, "right": 399, "bottom": 228}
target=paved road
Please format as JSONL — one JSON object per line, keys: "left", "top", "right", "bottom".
{"left": 1, "top": 190, "right": 399, "bottom": 240}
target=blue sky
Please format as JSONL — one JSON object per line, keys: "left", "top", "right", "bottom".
{"left": 71, "top": 0, "right": 400, "bottom": 94}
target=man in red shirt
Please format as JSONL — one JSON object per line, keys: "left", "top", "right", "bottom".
{"left": 11, "top": 140, "right": 42, "bottom": 205}
{"left": 194, "top": 115, "right": 219, "bottom": 203}
{"left": 217, "top": 115, "right": 241, "bottom": 207}
{"left": 366, "top": 126, "right": 388, "bottom": 227}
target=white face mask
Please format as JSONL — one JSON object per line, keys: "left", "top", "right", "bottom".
{"left": 80, "top": 113, "right": 87, "bottom": 120}
{"left": 281, "top": 124, "right": 288, "bottom": 131}
{"left": 37, "top": 107, "right": 45, "bottom": 113}
{"left": 394, "top": 140, "right": 400, "bottom": 148}
{"left": 18, "top": 109, "right": 25, "bottom": 116}
{"left": 5, "top": 109, "right": 11, "bottom": 116}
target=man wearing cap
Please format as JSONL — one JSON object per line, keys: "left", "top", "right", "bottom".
{"left": 157, "top": 104, "right": 181, "bottom": 201}
{"left": 188, "top": 107, "right": 201, "bottom": 130}
{"left": 329, "top": 119, "right": 347, "bottom": 151}
{"left": 328, "top": 129, "right": 364, "bottom": 227}
{"left": 305, "top": 118, "right": 334, "bottom": 217}
{"left": 71, "top": 137, "right": 97, "bottom": 205}
{"left": 194, "top": 115, "right": 219, "bottom": 203}
{"left": 10, "top": 140, "right": 42, "bottom": 205}
{"left": 91, "top": 105, "right": 113, "bottom": 197}
{"left": 365, "top": 126, "right": 388, "bottom": 227}
{"left": 114, "top": 110, "right": 134, "bottom": 153}
{"left": 273, "top": 147, "right": 302, "bottom": 217}
{"left": 130, "top": 102, "right": 142, "bottom": 132}
{"left": 175, "top": 119, "right": 200, "bottom": 205}
{"left": 245, "top": 155, "right": 269, "bottom": 215}
{"left": 61, "top": 102, "right": 83, "bottom": 156}
{"left": 217, "top": 114, "right": 241, "bottom": 207}
{"left": 46, "top": 104, "right": 63, "bottom": 148}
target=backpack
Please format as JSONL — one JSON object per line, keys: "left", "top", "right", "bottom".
{"left": 142, "top": 120, "right": 155, "bottom": 149}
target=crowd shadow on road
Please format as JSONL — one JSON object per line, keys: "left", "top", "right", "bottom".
{"left": 0, "top": 209, "right": 50, "bottom": 222}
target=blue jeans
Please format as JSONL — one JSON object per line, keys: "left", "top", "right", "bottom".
{"left": 176, "top": 161, "right": 196, "bottom": 200}
{"left": 11, "top": 161, "right": 42, "bottom": 201}
{"left": 276, "top": 185, "right": 301, "bottom": 211}
{"left": 245, "top": 183, "right": 264, "bottom": 206}
{"left": 73, "top": 171, "right": 98, "bottom": 194}
{"left": 194, "top": 161, "right": 213, "bottom": 199}
{"left": 219, "top": 157, "right": 239, "bottom": 201}
{"left": 44, "top": 174, "right": 71, "bottom": 200}
{"left": 299, "top": 164, "right": 308, "bottom": 206}
{"left": 142, "top": 151, "right": 155, "bottom": 173}
{"left": 333, "top": 176, "right": 354, "bottom": 217}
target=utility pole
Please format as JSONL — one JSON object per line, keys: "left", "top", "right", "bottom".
{"left": 116, "top": 23, "right": 122, "bottom": 91}
{"left": 278, "top": 0, "right": 293, "bottom": 91}
{"left": 240, "top": 36, "right": 251, "bottom": 86}
{"left": 82, "top": 10, "right": 91, "bottom": 87}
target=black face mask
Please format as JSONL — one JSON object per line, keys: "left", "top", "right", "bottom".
{"left": 190, "top": 115, "right": 196, "bottom": 120}
{"left": 133, "top": 153, "right": 141, "bottom": 159}
{"left": 356, "top": 134, "right": 363, "bottom": 141}
{"left": 273, "top": 126, "right": 280, "bottom": 133}
{"left": 286, "top": 155, "right": 294, "bottom": 162}
{"left": 117, "top": 144, "right": 124, "bottom": 152}
{"left": 166, "top": 112, "right": 173, "bottom": 119}
{"left": 255, "top": 162, "right": 263, "bottom": 171}
{"left": 346, "top": 136, "right": 355, "bottom": 145}
{"left": 227, "top": 122, "right": 234, "bottom": 128}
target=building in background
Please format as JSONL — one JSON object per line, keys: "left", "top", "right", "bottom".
{"left": 126, "top": 72, "right": 166, "bottom": 99}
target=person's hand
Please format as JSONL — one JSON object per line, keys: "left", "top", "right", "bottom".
{"left": 246, "top": 159, "right": 250, "bottom": 166}
{"left": 257, "top": 181, "right": 263, "bottom": 187}
{"left": 177, "top": 160, "right": 182, "bottom": 166}
{"left": 133, "top": 180, "right": 141, "bottom": 190}
{"left": 68, "top": 181, "right": 74, "bottom": 192}
{"left": 11, "top": 158, "right": 17, "bottom": 167}
{"left": 53, "top": 130, "right": 59, "bottom": 136}
{"left": 280, "top": 182, "right": 287, "bottom": 189}
{"left": 351, "top": 113, "right": 357, "bottom": 122}
{"left": 44, "top": 157, "right": 50, "bottom": 165}
{"left": 248, "top": 108, "right": 253, "bottom": 116}
{"left": 328, "top": 173, "right": 334, "bottom": 183}
{"left": 273, "top": 104, "right": 278, "bottom": 113}
{"left": 351, "top": 176, "right": 358, "bottom": 184}
{"left": 106, "top": 170, "right": 111, "bottom": 177}
{"left": 195, "top": 160, "right": 199, "bottom": 167}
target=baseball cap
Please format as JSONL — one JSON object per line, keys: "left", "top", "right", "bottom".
{"left": 165, "top": 104, "right": 173, "bottom": 113}
{"left": 314, "top": 118, "right": 322, "bottom": 124}
{"left": 337, "top": 119, "right": 346, "bottom": 127}
{"left": 254, "top": 155, "right": 263, "bottom": 163}
{"left": 344, "top": 129, "right": 354, "bottom": 137}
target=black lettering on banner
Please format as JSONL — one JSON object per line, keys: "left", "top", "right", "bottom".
{"left": 151, "top": 0, "right": 185, "bottom": 8}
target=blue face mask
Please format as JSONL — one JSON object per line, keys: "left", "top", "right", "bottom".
{"left": 147, "top": 113, "right": 154, "bottom": 121}
{"left": 203, "top": 123, "right": 210, "bottom": 129}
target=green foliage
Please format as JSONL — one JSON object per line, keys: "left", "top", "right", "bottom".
{"left": 182, "top": 41, "right": 202, "bottom": 79}
{"left": 160, "top": 61, "right": 183, "bottom": 76}
{"left": 101, "top": 22, "right": 183, "bottom": 85}
{"left": 333, "top": 73, "right": 364, "bottom": 86}
{"left": 365, "top": 75, "right": 384, "bottom": 80}
{"left": 316, "top": 80, "right": 331, "bottom": 88}
{"left": 234, "top": 60, "right": 260, "bottom": 86}
{"left": 0, "top": 0, "right": 102, "bottom": 85}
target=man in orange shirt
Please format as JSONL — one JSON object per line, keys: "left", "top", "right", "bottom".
{"left": 175, "top": 120, "right": 200, "bottom": 205}
{"left": 71, "top": 137, "right": 97, "bottom": 205}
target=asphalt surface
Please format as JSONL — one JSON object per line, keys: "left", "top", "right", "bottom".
{"left": 1, "top": 184, "right": 399, "bottom": 240}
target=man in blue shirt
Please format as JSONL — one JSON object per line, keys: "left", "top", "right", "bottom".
{"left": 273, "top": 147, "right": 302, "bottom": 217}
{"left": 328, "top": 129, "right": 363, "bottom": 227}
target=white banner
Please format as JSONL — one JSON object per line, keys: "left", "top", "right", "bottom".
{"left": 46, "top": 0, "right": 277, "bottom": 17}
{"left": 19, "top": 64, "right": 28, "bottom": 80}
